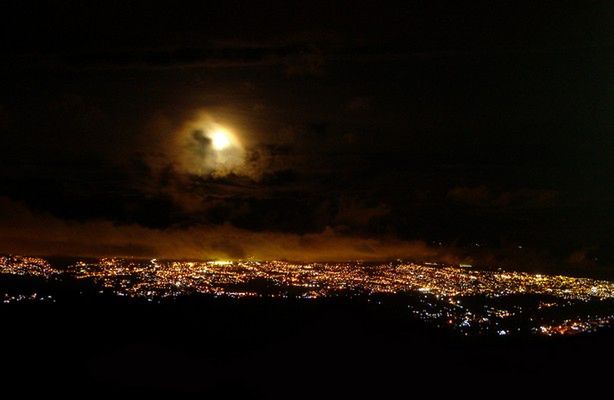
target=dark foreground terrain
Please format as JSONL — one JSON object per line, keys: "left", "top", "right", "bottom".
{"left": 1, "top": 292, "right": 613, "bottom": 399}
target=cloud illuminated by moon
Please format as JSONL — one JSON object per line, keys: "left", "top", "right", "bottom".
{"left": 168, "top": 112, "right": 252, "bottom": 178}
{"left": 143, "top": 110, "right": 269, "bottom": 181}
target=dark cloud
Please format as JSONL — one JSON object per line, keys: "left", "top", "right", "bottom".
{"left": 447, "top": 186, "right": 558, "bottom": 209}
{"left": 56, "top": 45, "right": 325, "bottom": 71}
{"left": 345, "top": 97, "right": 371, "bottom": 112}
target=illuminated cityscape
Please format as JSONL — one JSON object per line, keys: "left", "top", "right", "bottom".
{"left": 2, "top": 255, "right": 614, "bottom": 336}
{"left": 1, "top": 3, "right": 612, "bottom": 395}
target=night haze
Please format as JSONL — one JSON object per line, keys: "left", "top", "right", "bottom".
{"left": 1, "top": 1, "right": 613, "bottom": 398}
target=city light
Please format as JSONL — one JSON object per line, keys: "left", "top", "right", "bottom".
{"left": 2, "top": 255, "right": 614, "bottom": 336}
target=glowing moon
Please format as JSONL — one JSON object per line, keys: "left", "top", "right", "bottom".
{"left": 170, "top": 112, "right": 258, "bottom": 178}
{"left": 210, "top": 129, "right": 232, "bottom": 150}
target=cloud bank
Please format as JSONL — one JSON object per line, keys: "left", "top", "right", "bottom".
{"left": 0, "top": 196, "right": 439, "bottom": 262}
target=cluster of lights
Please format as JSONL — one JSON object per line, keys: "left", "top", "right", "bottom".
{"left": 0, "top": 255, "right": 54, "bottom": 277}
{"left": 537, "top": 317, "right": 614, "bottom": 336}
{"left": 3, "top": 293, "right": 55, "bottom": 304}
{"left": 2, "top": 255, "right": 614, "bottom": 336}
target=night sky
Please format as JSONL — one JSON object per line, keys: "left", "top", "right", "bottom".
{"left": 1, "top": 2, "right": 613, "bottom": 267}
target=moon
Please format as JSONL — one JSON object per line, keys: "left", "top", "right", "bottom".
{"left": 170, "top": 112, "right": 259, "bottom": 178}
{"left": 210, "top": 129, "right": 232, "bottom": 150}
